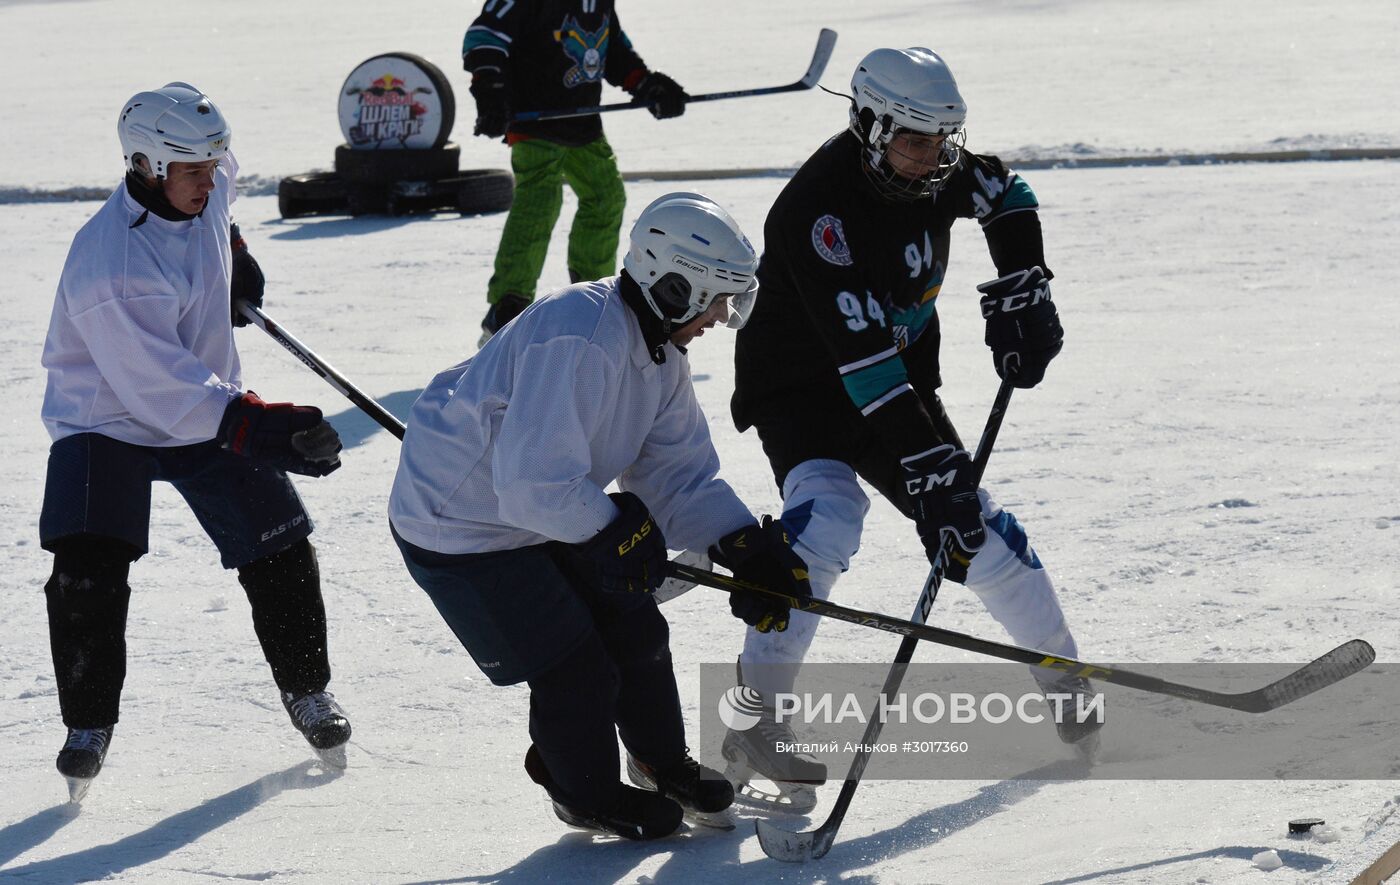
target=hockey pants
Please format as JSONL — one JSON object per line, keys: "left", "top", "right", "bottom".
{"left": 740, "top": 459, "right": 1079, "bottom": 700}
{"left": 485, "top": 137, "right": 626, "bottom": 304}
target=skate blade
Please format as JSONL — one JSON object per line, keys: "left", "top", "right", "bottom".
{"left": 685, "top": 807, "right": 737, "bottom": 831}
{"left": 313, "top": 744, "right": 348, "bottom": 770}
{"left": 65, "top": 775, "right": 93, "bottom": 803}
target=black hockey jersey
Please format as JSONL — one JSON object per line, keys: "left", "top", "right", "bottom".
{"left": 463, "top": 0, "right": 649, "bottom": 146}
{"left": 732, "top": 130, "right": 1051, "bottom": 462}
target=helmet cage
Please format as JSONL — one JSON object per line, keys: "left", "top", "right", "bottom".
{"left": 856, "top": 113, "right": 966, "bottom": 201}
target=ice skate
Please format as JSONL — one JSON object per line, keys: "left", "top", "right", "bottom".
{"left": 525, "top": 744, "right": 683, "bottom": 840}
{"left": 282, "top": 690, "right": 351, "bottom": 768}
{"left": 477, "top": 293, "right": 530, "bottom": 347}
{"left": 57, "top": 725, "right": 113, "bottom": 803}
{"left": 721, "top": 709, "right": 826, "bottom": 815}
{"left": 1038, "top": 674, "right": 1104, "bottom": 762}
{"left": 626, "top": 752, "right": 736, "bottom": 830}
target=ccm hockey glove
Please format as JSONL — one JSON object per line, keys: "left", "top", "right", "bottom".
{"left": 901, "top": 444, "right": 984, "bottom": 583}
{"left": 572, "top": 492, "right": 669, "bottom": 594}
{"left": 230, "top": 223, "right": 264, "bottom": 327}
{"left": 978, "top": 266, "right": 1063, "bottom": 388}
{"left": 710, "top": 517, "right": 812, "bottom": 633}
{"left": 630, "top": 71, "right": 688, "bottom": 120}
{"left": 218, "top": 392, "right": 342, "bottom": 477}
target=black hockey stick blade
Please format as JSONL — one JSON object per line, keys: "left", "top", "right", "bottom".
{"left": 512, "top": 28, "right": 837, "bottom": 122}
{"left": 1216, "top": 638, "right": 1375, "bottom": 712}
{"left": 756, "top": 816, "right": 836, "bottom": 863}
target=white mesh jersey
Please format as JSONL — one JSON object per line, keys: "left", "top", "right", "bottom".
{"left": 41, "top": 155, "right": 243, "bottom": 446}
{"left": 389, "top": 278, "right": 754, "bottom": 556}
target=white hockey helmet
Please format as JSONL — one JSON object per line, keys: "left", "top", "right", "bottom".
{"left": 118, "top": 82, "right": 231, "bottom": 179}
{"left": 622, "top": 192, "right": 759, "bottom": 329}
{"left": 849, "top": 47, "right": 967, "bottom": 201}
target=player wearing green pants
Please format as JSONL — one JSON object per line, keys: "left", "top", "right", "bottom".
{"left": 488, "top": 137, "right": 625, "bottom": 309}
{"left": 463, "top": 0, "right": 689, "bottom": 345}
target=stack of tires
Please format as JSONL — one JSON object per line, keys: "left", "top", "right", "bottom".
{"left": 279, "top": 52, "right": 513, "bottom": 219}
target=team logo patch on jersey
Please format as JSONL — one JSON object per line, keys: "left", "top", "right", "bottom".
{"left": 811, "top": 215, "right": 853, "bottom": 266}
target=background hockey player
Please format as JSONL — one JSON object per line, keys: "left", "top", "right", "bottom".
{"left": 39, "top": 83, "right": 351, "bottom": 801}
{"left": 388, "top": 192, "right": 811, "bottom": 840}
{"left": 724, "top": 47, "right": 1099, "bottom": 811}
{"left": 463, "top": 0, "right": 689, "bottom": 345}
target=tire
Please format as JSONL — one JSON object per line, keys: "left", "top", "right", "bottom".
{"left": 335, "top": 142, "right": 460, "bottom": 184}
{"left": 278, "top": 172, "right": 349, "bottom": 219}
{"left": 447, "top": 169, "right": 515, "bottom": 214}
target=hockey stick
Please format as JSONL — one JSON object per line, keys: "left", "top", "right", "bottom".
{"left": 236, "top": 308, "right": 1374, "bottom": 720}
{"left": 236, "top": 301, "right": 408, "bottom": 440}
{"left": 510, "top": 28, "right": 837, "bottom": 123}
{"left": 671, "top": 570, "right": 1376, "bottom": 714}
{"left": 755, "top": 379, "right": 1013, "bottom": 861}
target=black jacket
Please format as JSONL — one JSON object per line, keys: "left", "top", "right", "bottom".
{"left": 463, "top": 0, "right": 649, "bottom": 146}
{"left": 733, "top": 130, "right": 1051, "bottom": 462}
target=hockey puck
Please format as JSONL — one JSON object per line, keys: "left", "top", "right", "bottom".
{"left": 1288, "top": 818, "right": 1325, "bottom": 835}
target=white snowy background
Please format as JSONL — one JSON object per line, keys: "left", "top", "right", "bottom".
{"left": 2, "top": 1, "right": 1398, "bottom": 883}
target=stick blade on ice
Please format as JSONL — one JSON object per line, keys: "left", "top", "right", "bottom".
{"left": 756, "top": 818, "right": 841, "bottom": 862}
{"left": 1239, "top": 639, "right": 1376, "bottom": 712}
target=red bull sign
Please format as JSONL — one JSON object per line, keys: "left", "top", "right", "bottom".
{"left": 338, "top": 52, "right": 456, "bottom": 150}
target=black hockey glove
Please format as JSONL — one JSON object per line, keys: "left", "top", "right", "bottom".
{"left": 218, "top": 392, "right": 342, "bottom": 478}
{"left": 709, "top": 517, "right": 812, "bottom": 633}
{"left": 631, "top": 71, "right": 688, "bottom": 120}
{"left": 572, "top": 491, "right": 669, "bottom": 594}
{"left": 469, "top": 70, "right": 509, "bottom": 139}
{"left": 978, "top": 266, "right": 1063, "bottom": 389}
{"left": 901, "top": 444, "right": 984, "bottom": 583}
{"left": 230, "top": 223, "right": 264, "bottom": 327}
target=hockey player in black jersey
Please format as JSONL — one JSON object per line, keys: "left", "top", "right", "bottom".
{"left": 463, "top": 0, "right": 688, "bottom": 345}
{"left": 725, "top": 47, "right": 1099, "bottom": 811}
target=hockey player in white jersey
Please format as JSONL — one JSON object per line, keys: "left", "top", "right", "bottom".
{"left": 389, "top": 193, "right": 813, "bottom": 840}
{"left": 39, "top": 83, "right": 350, "bottom": 801}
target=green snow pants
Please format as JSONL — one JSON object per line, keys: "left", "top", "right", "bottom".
{"left": 486, "top": 136, "right": 626, "bottom": 305}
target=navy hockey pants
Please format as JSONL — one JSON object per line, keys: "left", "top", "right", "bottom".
{"left": 393, "top": 529, "right": 685, "bottom": 810}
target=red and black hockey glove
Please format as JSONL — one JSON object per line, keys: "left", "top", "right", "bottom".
{"left": 572, "top": 491, "right": 669, "bottom": 594}
{"left": 218, "top": 392, "right": 342, "bottom": 477}
{"left": 230, "top": 223, "right": 265, "bottom": 328}
{"left": 901, "top": 444, "right": 984, "bottom": 583}
{"left": 978, "top": 266, "right": 1063, "bottom": 389}
{"left": 630, "top": 71, "right": 688, "bottom": 120}
{"left": 710, "top": 516, "right": 812, "bottom": 633}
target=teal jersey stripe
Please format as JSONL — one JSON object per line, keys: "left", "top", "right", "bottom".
{"left": 464, "top": 27, "right": 511, "bottom": 57}
{"left": 999, "top": 176, "right": 1038, "bottom": 212}
{"left": 841, "top": 355, "right": 911, "bottom": 411}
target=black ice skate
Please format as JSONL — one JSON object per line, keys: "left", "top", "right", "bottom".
{"left": 478, "top": 293, "right": 530, "bottom": 347}
{"left": 57, "top": 725, "right": 114, "bottom": 803}
{"left": 721, "top": 708, "right": 827, "bottom": 815}
{"left": 282, "top": 690, "right": 351, "bottom": 769}
{"left": 626, "top": 753, "right": 737, "bottom": 830}
{"left": 524, "top": 744, "right": 683, "bottom": 840}
{"left": 1037, "top": 674, "right": 1105, "bottom": 761}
